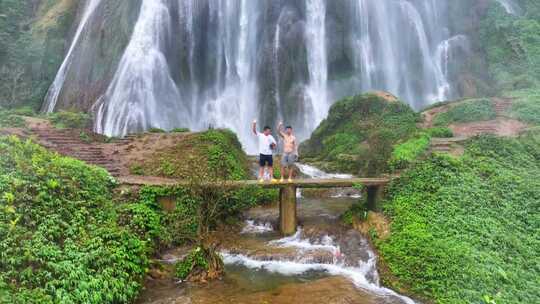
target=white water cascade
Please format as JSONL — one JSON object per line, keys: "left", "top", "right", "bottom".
{"left": 42, "top": 0, "right": 102, "bottom": 113}
{"left": 48, "top": 0, "right": 469, "bottom": 152}
{"left": 304, "top": 0, "right": 329, "bottom": 132}
{"left": 347, "top": 0, "right": 455, "bottom": 109}
{"left": 495, "top": 0, "right": 522, "bottom": 15}
{"left": 94, "top": 0, "right": 188, "bottom": 136}
{"left": 224, "top": 227, "right": 416, "bottom": 304}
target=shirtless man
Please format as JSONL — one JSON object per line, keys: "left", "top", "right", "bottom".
{"left": 277, "top": 122, "right": 298, "bottom": 182}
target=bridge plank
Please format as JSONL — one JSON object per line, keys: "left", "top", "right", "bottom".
{"left": 118, "top": 175, "right": 391, "bottom": 189}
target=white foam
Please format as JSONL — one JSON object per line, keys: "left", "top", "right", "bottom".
{"left": 296, "top": 163, "right": 354, "bottom": 179}
{"left": 222, "top": 252, "right": 416, "bottom": 304}
{"left": 269, "top": 228, "right": 340, "bottom": 254}
{"left": 241, "top": 220, "right": 274, "bottom": 234}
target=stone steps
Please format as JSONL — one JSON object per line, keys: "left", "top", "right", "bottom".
{"left": 28, "top": 127, "right": 123, "bottom": 176}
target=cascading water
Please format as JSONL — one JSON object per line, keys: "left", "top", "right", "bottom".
{"left": 304, "top": 0, "right": 329, "bottom": 132}
{"left": 49, "top": 0, "right": 469, "bottom": 152}
{"left": 94, "top": 0, "right": 188, "bottom": 136}
{"left": 42, "top": 0, "right": 102, "bottom": 113}
{"left": 346, "top": 0, "right": 454, "bottom": 109}
{"left": 495, "top": 0, "right": 522, "bottom": 15}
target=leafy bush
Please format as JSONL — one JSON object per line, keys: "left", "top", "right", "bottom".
{"left": 433, "top": 98, "right": 496, "bottom": 126}
{"left": 389, "top": 133, "right": 431, "bottom": 170}
{"left": 377, "top": 132, "right": 540, "bottom": 303}
{"left": 175, "top": 247, "right": 209, "bottom": 280}
{"left": 48, "top": 111, "right": 91, "bottom": 129}
{"left": 0, "top": 136, "right": 150, "bottom": 303}
{"left": 426, "top": 127, "right": 454, "bottom": 138}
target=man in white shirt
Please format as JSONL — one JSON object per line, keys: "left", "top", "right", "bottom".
{"left": 252, "top": 120, "right": 277, "bottom": 183}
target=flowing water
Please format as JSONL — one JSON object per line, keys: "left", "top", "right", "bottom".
{"left": 42, "top": 0, "right": 103, "bottom": 113}
{"left": 138, "top": 163, "right": 414, "bottom": 304}
{"left": 46, "top": 0, "right": 469, "bottom": 153}
{"left": 495, "top": 0, "right": 522, "bottom": 15}
{"left": 138, "top": 196, "right": 416, "bottom": 304}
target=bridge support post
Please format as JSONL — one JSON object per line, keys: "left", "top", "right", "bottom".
{"left": 279, "top": 185, "right": 297, "bottom": 235}
{"left": 366, "top": 185, "right": 384, "bottom": 212}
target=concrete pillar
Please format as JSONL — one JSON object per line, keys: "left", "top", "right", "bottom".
{"left": 366, "top": 185, "right": 385, "bottom": 212}
{"left": 279, "top": 185, "right": 297, "bottom": 235}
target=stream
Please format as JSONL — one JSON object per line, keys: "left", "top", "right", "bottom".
{"left": 137, "top": 165, "right": 416, "bottom": 304}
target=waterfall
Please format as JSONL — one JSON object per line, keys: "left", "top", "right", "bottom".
{"left": 435, "top": 35, "right": 469, "bottom": 86}
{"left": 49, "top": 0, "right": 468, "bottom": 152}
{"left": 495, "top": 0, "right": 522, "bottom": 15}
{"left": 94, "top": 0, "right": 188, "bottom": 136}
{"left": 347, "top": 0, "right": 454, "bottom": 109}
{"left": 201, "top": 0, "right": 260, "bottom": 152}
{"left": 305, "top": 0, "right": 329, "bottom": 132}
{"left": 42, "top": 0, "right": 102, "bottom": 113}
{"left": 274, "top": 21, "right": 283, "bottom": 122}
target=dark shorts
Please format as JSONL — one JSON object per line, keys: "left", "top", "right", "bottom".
{"left": 259, "top": 154, "right": 273, "bottom": 167}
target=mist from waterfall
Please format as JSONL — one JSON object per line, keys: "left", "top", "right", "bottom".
{"left": 42, "top": 0, "right": 102, "bottom": 113}
{"left": 48, "top": 0, "right": 470, "bottom": 152}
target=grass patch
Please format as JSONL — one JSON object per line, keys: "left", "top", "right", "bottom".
{"left": 433, "top": 98, "right": 496, "bottom": 126}
{"left": 377, "top": 132, "right": 540, "bottom": 303}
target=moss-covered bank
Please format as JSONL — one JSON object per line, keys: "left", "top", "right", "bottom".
{"left": 375, "top": 132, "right": 540, "bottom": 303}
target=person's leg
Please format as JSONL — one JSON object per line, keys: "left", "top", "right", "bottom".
{"left": 280, "top": 154, "right": 286, "bottom": 182}
{"left": 258, "top": 155, "right": 265, "bottom": 182}
{"left": 269, "top": 155, "right": 276, "bottom": 182}
{"left": 288, "top": 165, "right": 294, "bottom": 180}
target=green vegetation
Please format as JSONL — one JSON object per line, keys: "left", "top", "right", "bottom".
{"left": 376, "top": 132, "right": 540, "bottom": 303}
{"left": 0, "top": 136, "right": 150, "bottom": 303}
{"left": 48, "top": 110, "right": 92, "bottom": 129}
{"left": 171, "top": 128, "right": 190, "bottom": 133}
{"left": 0, "top": 110, "right": 26, "bottom": 128}
{"left": 133, "top": 129, "right": 250, "bottom": 180}
{"left": 388, "top": 133, "right": 431, "bottom": 171}
{"left": 479, "top": 0, "right": 540, "bottom": 91}
{"left": 0, "top": 0, "right": 78, "bottom": 109}
{"left": 176, "top": 247, "right": 209, "bottom": 280}
{"left": 433, "top": 98, "right": 496, "bottom": 126}
{"left": 505, "top": 89, "right": 540, "bottom": 125}
{"left": 300, "top": 92, "right": 421, "bottom": 176}
{"left": 148, "top": 128, "right": 166, "bottom": 133}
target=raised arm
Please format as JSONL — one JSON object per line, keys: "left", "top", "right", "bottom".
{"left": 277, "top": 122, "right": 286, "bottom": 138}
{"left": 252, "top": 120, "right": 258, "bottom": 136}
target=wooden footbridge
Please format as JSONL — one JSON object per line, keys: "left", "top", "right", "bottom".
{"left": 119, "top": 176, "right": 392, "bottom": 235}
